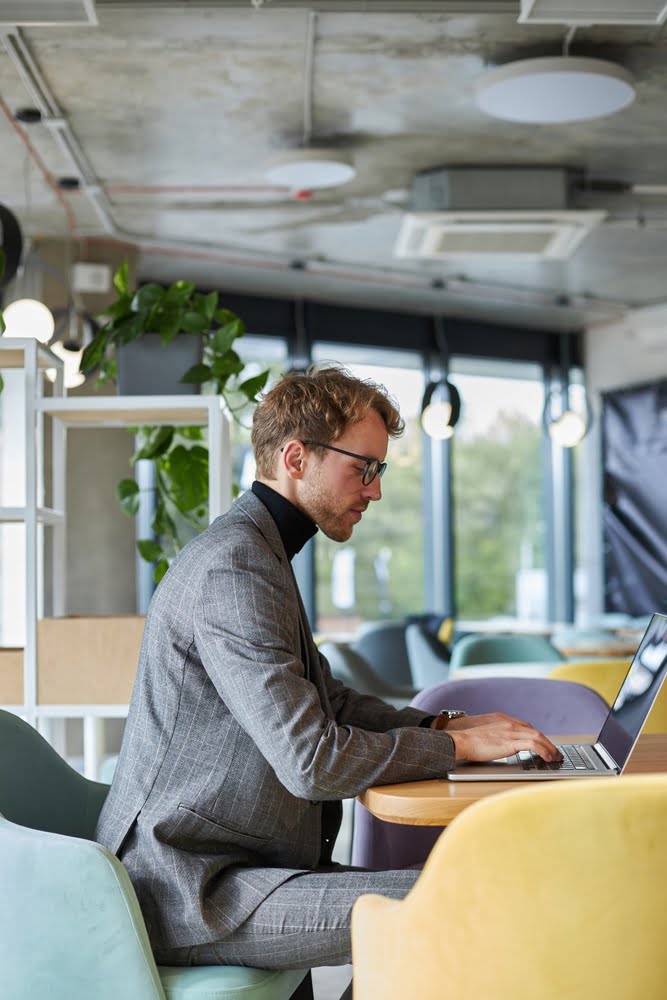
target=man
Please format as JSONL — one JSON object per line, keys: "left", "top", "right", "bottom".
{"left": 96, "top": 365, "right": 559, "bottom": 981}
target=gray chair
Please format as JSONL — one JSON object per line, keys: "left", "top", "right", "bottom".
{"left": 351, "top": 620, "right": 414, "bottom": 687}
{"left": 405, "top": 623, "right": 451, "bottom": 689}
{"left": 351, "top": 675, "right": 610, "bottom": 870}
{"left": 320, "top": 641, "right": 417, "bottom": 709}
{"left": 0, "top": 709, "right": 312, "bottom": 1000}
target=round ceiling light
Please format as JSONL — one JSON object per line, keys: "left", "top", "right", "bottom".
{"left": 476, "top": 56, "right": 636, "bottom": 124}
{"left": 265, "top": 149, "right": 356, "bottom": 189}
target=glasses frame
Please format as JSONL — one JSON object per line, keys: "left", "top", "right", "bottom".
{"left": 303, "top": 440, "right": 387, "bottom": 486}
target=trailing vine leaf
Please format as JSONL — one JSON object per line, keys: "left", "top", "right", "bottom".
{"left": 113, "top": 259, "right": 129, "bottom": 296}
{"left": 180, "top": 363, "right": 212, "bottom": 385}
{"left": 239, "top": 370, "right": 270, "bottom": 401}
{"left": 179, "top": 427, "right": 204, "bottom": 441}
{"left": 132, "top": 425, "right": 174, "bottom": 462}
{"left": 154, "top": 557, "right": 169, "bottom": 584}
{"left": 80, "top": 334, "right": 108, "bottom": 373}
{"left": 116, "top": 479, "right": 140, "bottom": 516}
{"left": 163, "top": 444, "right": 209, "bottom": 512}
{"left": 152, "top": 498, "right": 178, "bottom": 546}
{"left": 214, "top": 319, "right": 244, "bottom": 355}
{"left": 182, "top": 311, "right": 209, "bottom": 333}
{"left": 137, "top": 539, "right": 163, "bottom": 563}
{"left": 198, "top": 291, "right": 218, "bottom": 323}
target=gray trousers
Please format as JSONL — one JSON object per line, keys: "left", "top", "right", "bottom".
{"left": 154, "top": 865, "right": 420, "bottom": 970}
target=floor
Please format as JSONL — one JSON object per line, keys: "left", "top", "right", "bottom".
{"left": 312, "top": 964, "right": 353, "bottom": 999}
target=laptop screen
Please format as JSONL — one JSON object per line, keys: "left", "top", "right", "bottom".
{"left": 598, "top": 613, "right": 667, "bottom": 769}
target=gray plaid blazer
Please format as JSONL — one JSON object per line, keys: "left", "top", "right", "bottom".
{"left": 96, "top": 490, "right": 456, "bottom": 952}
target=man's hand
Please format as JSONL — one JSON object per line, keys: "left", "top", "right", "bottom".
{"left": 430, "top": 711, "right": 562, "bottom": 763}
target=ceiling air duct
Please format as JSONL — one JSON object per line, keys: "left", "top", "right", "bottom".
{"left": 0, "top": 0, "right": 97, "bottom": 26}
{"left": 518, "top": 0, "right": 667, "bottom": 26}
{"left": 394, "top": 166, "right": 606, "bottom": 261}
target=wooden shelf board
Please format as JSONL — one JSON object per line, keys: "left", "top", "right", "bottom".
{"left": 39, "top": 395, "right": 222, "bottom": 427}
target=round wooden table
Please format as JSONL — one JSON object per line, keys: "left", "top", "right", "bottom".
{"left": 358, "top": 734, "right": 667, "bottom": 827}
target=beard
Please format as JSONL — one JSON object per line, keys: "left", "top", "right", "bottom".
{"left": 298, "top": 471, "right": 363, "bottom": 542}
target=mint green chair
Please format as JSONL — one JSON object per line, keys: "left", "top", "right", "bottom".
{"left": 0, "top": 709, "right": 312, "bottom": 1000}
{"left": 449, "top": 633, "right": 565, "bottom": 669}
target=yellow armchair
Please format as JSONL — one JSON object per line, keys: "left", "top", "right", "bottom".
{"left": 352, "top": 776, "right": 667, "bottom": 1000}
{"left": 548, "top": 659, "right": 667, "bottom": 733}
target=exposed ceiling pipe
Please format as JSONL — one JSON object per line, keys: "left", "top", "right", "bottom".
{"left": 0, "top": 91, "right": 78, "bottom": 234}
{"left": 302, "top": 9, "right": 317, "bottom": 148}
{"left": 104, "top": 185, "right": 290, "bottom": 195}
{"left": 0, "top": 27, "right": 119, "bottom": 235}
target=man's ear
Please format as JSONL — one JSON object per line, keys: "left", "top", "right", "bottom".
{"left": 281, "top": 440, "right": 307, "bottom": 480}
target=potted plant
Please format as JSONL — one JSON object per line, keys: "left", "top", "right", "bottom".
{"left": 81, "top": 260, "right": 269, "bottom": 583}
{"left": 80, "top": 260, "right": 259, "bottom": 396}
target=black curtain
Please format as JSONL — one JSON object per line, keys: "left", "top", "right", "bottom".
{"left": 602, "top": 380, "right": 667, "bottom": 615}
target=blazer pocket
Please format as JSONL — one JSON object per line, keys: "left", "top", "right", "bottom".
{"left": 175, "top": 804, "right": 273, "bottom": 852}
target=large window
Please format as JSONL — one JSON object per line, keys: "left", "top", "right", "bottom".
{"left": 311, "top": 345, "right": 425, "bottom": 635}
{"left": 450, "top": 360, "right": 546, "bottom": 624}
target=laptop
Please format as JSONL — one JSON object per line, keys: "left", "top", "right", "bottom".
{"left": 448, "top": 612, "right": 667, "bottom": 782}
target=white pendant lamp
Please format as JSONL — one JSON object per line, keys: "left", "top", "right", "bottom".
{"left": 265, "top": 149, "right": 356, "bottom": 190}
{"left": 546, "top": 408, "right": 589, "bottom": 448}
{"left": 1, "top": 297, "right": 55, "bottom": 343}
{"left": 476, "top": 56, "right": 636, "bottom": 124}
{"left": 45, "top": 339, "right": 86, "bottom": 389}
{"left": 420, "top": 380, "right": 462, "bottom": 440}
{"left": 421, "top": 316, "right": 462, "bottom": 440}
{"left": 543, "top": 333, "right": 592, "bottom": 449}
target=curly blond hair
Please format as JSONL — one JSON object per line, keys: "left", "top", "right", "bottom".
{"left": 252, "top": 364, "right": 404, "bottom": 479}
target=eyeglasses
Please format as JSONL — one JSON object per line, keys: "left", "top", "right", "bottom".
{"left": 303, "top": 440, "right": 387, "bottom": 485}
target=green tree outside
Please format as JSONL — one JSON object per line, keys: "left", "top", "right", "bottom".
{"left": 453, "top": 412, "right": 544, "bottom": 618}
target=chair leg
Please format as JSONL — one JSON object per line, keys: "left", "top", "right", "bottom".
{"left": 290, "top": 970, "right": 314, "bottom": 999}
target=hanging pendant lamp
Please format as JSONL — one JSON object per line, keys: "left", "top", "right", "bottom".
{"left": 542, "top": 334, "right": 592, "bottom": 448}
{"left": 421, "top": 316, "right": 462, "bottom": 440}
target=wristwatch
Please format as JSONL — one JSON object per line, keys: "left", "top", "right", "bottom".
{"left": 439, "top": 709, "right": 468, "bottom": 722}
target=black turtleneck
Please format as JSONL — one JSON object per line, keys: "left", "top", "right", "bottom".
{"left": 251, "top": 480, "right": 317, "bottom": 561}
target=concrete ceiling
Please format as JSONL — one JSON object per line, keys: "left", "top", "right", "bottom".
{"left": 2, "top": 0, "right": 667, "bottom": 332}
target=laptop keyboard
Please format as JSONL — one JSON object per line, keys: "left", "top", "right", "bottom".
{"left": 518, "top": 744, "right": 597, "bottom": 772}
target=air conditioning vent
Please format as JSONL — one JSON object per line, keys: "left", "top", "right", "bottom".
{"left": 394, "top": 211, "right": 607, "bottom": 260}
{"left": 0, "top": 0, "right": 97, "bottom": 26}
{"left": 519, "top": 0, "right": 667, "bottom": 25}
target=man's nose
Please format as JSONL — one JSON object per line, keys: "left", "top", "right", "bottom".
{"left": 363, "top": 476, "right": 382, "bottom": 501}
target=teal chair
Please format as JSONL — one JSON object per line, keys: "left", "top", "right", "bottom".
{"left": 0, "top": 709, "right": 312, "bottom": 1000}
{"left": 320, "top": 640, "right": 417, "bottom": 708}
{"left": 404, "top": 624, "right": 451, "bottom": 689}
{"left": 351, "top": 620, "right": 414, "bottom": 687}
{"left": 449, "top": 633, "right": 565, "bottom": 669}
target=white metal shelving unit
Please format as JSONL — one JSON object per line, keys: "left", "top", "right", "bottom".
{"left": 0, "top": 338, "right": 65, "bottom": 726}
{"left": 0, "top": 343, "right": 232, "bottom": 775}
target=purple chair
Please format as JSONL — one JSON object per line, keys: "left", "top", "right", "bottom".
{"left": 351, "top": 675, "right": 611, "bottom": 870}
